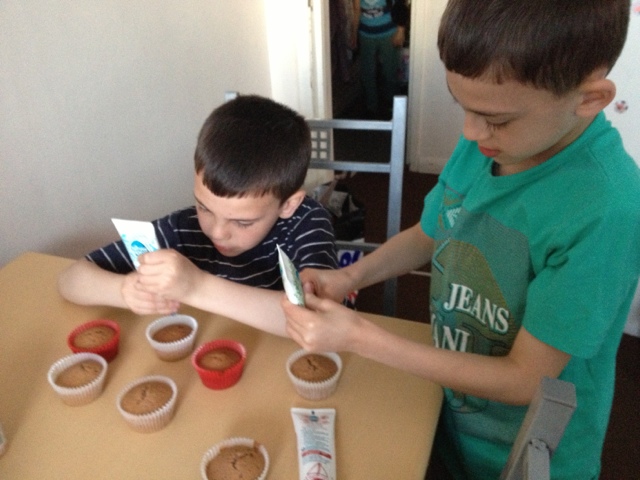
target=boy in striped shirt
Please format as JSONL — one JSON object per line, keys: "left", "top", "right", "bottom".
{"left": 58, "top": 95, "right": 338, "bottom": 336}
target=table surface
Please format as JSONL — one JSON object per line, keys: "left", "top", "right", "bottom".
{"left": 0, "top": 252, "right": 442, "bottom": 479}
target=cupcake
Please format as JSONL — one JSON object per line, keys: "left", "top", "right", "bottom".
{"left": 116, "top": 375, "right": 177, "bottom": 433}
{"left": 286, "top": 350, "right": 342, "bottom": 400}
{"left": 145, "top": 314, "right": 198, "bottom": 361}
{"left": 192, "top": 340, "right": 246, "bottom": 390}
{"left": 47, "top": 352, "right": 108, "bottom": 406}
{"left": 67, "top": 319, "right": 120, "bottom": 362}
{"left": 200, "top": 437, "right": 269, "bottom": 480}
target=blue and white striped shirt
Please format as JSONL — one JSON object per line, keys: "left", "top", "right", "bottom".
{"left": 87, "top": 196, "right": 338, "bottom": 290}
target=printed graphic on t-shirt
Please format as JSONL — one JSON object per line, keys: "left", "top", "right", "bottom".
{"left": 431, "top": 187, "right": 530, "bottom": 417}
{"left": 361, "top": 0, "right": 386, "bottom": 18}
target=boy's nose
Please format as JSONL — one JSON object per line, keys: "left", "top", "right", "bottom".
{"left": 209, "top": 222, "right": 230, "bottom": 241}
{"left": 462, "top": 112, "right": 490, "bottom": 142}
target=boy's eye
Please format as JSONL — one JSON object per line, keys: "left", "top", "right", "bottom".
{"left": 196, "top": 203, "right": 210, "bottom": 213}
{"left": 236, "top": 221, "right": 254, "bottom": 228}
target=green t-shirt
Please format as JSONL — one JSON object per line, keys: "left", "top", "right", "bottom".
{"left": 421, "top": 112, "right": 640, "bottom": 480}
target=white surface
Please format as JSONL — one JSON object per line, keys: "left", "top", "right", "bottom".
{"left": 0, "top": 1, "right": 272, "bottom": 267}
{"left": 606, "top": 6, "right": 640, "bottom": 336}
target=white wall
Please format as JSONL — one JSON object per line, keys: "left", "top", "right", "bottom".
{"left": 605, "top": 8, "right": 640, "bottom": 336}
{"left": 0, "top": 0, "right": 272, "bottom": 267}
{"left": 407, "top": 0, "right": 463, "bottom": 174}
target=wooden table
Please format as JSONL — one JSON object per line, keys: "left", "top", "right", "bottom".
{"left": 0, "top": 253, "right": 442, "bottom": 479}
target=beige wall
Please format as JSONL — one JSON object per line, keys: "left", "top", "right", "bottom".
{"left": 1, "top": 1, "right": 272, "bottom": 267}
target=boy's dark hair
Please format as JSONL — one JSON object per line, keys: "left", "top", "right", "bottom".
{"left": 438, "top": 0, "right": 629, "bottom": 96}
{"left": 194, "top": 95, "right": 311, "bottom": 202}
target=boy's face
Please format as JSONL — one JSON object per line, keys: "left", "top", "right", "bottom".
{"left": 446, "top": 70, "right": 588, "bottom": 175}
{"left": 193, "top": 171, "right": 291, "bottom": 257}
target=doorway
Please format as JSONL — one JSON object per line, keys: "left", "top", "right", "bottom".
{"left": 327, "top": 0, "right": 410, "bottom": 120}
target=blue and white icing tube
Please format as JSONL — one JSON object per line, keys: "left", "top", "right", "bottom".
{"left": 277, "top": 244, "right": 305, "bottom": 306}
{"left": 291, "top": 408, "right": 337, "bottom": 480}
{"left": 112, "top": 218, "right": 160, "bottom": 269}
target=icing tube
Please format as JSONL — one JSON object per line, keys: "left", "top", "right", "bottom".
{"left": 112, "top": 218, "right": 160, "bottom": 269}
{"left": 291, "top": 408, "right": 336, "bottom": 480}
{"left": 277, "top": 245, "right": 305, "bottom": 306}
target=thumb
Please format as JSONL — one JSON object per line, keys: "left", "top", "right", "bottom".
{"left": 303, "top": 291, "right": 325, "bottom": 311}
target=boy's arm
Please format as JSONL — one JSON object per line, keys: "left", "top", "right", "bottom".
{"left": 284, "top": 293, "right": 570, "bottom": 406}
{"left": 58, "top": 259, "right": 129, "bottom": 307}
{"left": 58, "top": 258, "right": 179, "bottom": 315}
{"left": 300, "top": 222, "right": 433, "bottom": 303}
{"left": 350, "top": 313, "right": 570, "bottom": 406}
{"left": 136, "top": 249, "right": 289, "bottom": 337}
{"left": 184, "top": 273, "right": 288, "bottom": 337}
{"left": 344, "top": 223, "right": 433, "bottom": 290}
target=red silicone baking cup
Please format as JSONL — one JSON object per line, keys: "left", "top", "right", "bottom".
{"left": 191, "top": 339, "right": 246, "bottom": 390}
{"left": 67, "top": 319, "right": 121, "bottom": 362}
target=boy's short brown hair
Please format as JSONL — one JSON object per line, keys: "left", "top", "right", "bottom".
{"left": 438, "top": 0, "right": 629, "bottom": 95}
{"left": 194, "top": 95, "right": 311, "bottom": 202}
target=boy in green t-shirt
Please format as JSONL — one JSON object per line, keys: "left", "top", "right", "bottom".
{"left": 280, "top": 1, "right": 640, "bottom": 478}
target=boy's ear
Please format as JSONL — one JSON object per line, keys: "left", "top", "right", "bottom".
{"left": 278, "top": 190, "right": 306, "bottom": 219}
{"left": 575, "top": 70, "right": 616, "bottom": 118}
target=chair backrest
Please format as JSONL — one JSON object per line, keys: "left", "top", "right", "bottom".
{"left": 500, "top": 377, "right": 577, "bottom": 480}
{"left": 223, "top": 92, "right": 407, "bottom": 317}
{"left": 307, "top": 96, "right": 407, "bottom": 316}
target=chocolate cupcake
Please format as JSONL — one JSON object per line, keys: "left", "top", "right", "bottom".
{"left": 192, "top": 340, "right": 246, "bottom": 390}
{"left": 47, "top": 352, "right": 108, "bottom": 406}
{"left": 145, "top": 314, "right": 198, "bottom": 361}
{"left": 200, "top": 437, "right": 269, "bottom": 480}
{"left": 67, "top": 319, "right": 120, "bottom": 362}
{"left": 286, "top": 350, "right": 342, "bottom": 400}
{"left": 116, "top": 375, "right": 177, "bottom": 433}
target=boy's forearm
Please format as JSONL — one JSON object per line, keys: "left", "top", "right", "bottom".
{"left": 57, "top": 259, "right": 128, "bottom": 308}
{"left": 182, "top": 274, "right": 288, "bottom": 337}
{"left": 353, "top": 319, "right": 568, "bottom": 406}
{"left": 348, "top": 223, "right": 434, "bottom": 291}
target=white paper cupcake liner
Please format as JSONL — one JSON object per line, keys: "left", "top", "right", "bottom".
{"left": 116, "top": 375, "right": 178, "bottom": 433}
{"left": 145, "top": 314, "right": 198, "bottom": 361}
{"left": 200, "top": 437, "right": 269, "bottom": 480}
{"left": 286, "top": 350, "right": 342, "bottom": 400}
{"left": 47, "top": 352, "right": 108, "bottom": 406}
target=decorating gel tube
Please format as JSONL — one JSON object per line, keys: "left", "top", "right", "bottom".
{"left": 277, "top": 245, "right": 305, "bottom": 306}
{"left": 291, "top": 408, "right": 336, "bottom": 480}
{"left": 112, "top": 218, "right": 160, "bottom": 269}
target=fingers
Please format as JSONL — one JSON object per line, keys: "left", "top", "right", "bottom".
{"left": 302, "top": 280, "right": 316, "bottom": 294}
{"left": 122, "top": 273, "right": 180, "bottom": 315}
{"left": 281, "top": 293, "right": 337, "bottom": 352}
{"left": 129, "top": 295, "right": 180, "bottom": 316}
{"left": 302, "top": 291, "right": 324, "bottom": 310}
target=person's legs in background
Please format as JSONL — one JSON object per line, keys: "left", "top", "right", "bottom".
{"left": 377, "top": 35, "right": 401, "bottom": 116}
{"left": 358, "top": 32, "right": 400, "bottom": 118}
{"left": 358, "top": 33, "right": 380, "bottom": 116}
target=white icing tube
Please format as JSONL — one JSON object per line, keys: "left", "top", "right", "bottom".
{"left": 277, "top": 245, "right": 305, "bottom": 306}
{"left": 291, "top": 408, "right": 336, "bottom": 480}
{"left": 112, "top": 218, "right": 160, "bottom": 269}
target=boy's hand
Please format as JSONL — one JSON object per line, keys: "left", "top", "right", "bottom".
{"left": 121, "top": 272, "right": 180, "bottom": 315}
{"left": 282, "top": 291, "right": 361, "bottom": 353}
{"left": 299, "top": 267, "right": 354, "bottom": 303}
{"left": 136, "top": 249, "right": 202, "bottom": 304}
